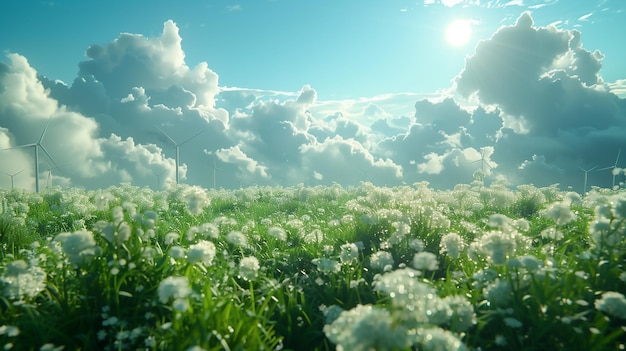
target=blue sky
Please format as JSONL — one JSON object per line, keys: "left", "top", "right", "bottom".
{"left": 2, "top": 0, "right": 623, "bottom": 99}
{"left": 1, "top": 0, "right": 625, "bottom": 192}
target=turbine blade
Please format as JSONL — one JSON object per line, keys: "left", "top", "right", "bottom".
{"left": 180, "top": 129, "right": 206, "bottom": 146}
{"left": 1, "top": 143, "right": 37, "bottom": 151}
{"left": 615, "top": 148, "right": 621, "bottom": 166}
{"left": 157, "top": 126, "right": 177, "bottom": 145}
{"left": 39, "top": 116, "right": 53, "bottom": 144}
{"left": 39, "top": 144, "right": 57, "bottom": 167}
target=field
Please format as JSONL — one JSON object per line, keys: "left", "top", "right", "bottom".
{"left": 1, "top": 180, "right": 625, "bottom": 350}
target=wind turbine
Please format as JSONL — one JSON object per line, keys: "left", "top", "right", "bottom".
{"left": 157, "top": 127, "right": 205, "bottom": 185}
{"left": 471, "top": 147, "right": 493, "bottom": 174}
{"left": 0, "top": 170, "right": 24, "bottom": 190}
{"left": 2, "top": 117, "right": 56, "bottom": 192}
{"left": 579, "top": 165, "right": 598, "bottom": 195}
{"left": 598, "top": 148, "right": 622, "bottom": 189}
{"left": 152, "top": 169, "right": 167, "bottom": 189}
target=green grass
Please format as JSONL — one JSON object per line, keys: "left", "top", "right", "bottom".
{"left": 0, "top": 182, "right": 625, "bottom": 350}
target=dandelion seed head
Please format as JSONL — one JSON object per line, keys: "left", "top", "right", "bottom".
{"left": 595, "top": 291, "right": 626, "bottom": 319}
{"left": 369, "top": 251, "right": 394, "bottom": 272}
{"left": 413, "top": 251, "right": 439, "bottom": 271}
{"left": 440, "top": 233, "right": 464, "bottom": 259}
{"left": 268, "top": 226, "right": 287, "bottom": 241}
{"left": 226, "top": 231, "right": 248, "bottom": 248}
{"left": 323, "top": 304, "right": 410, "bottom": 351}
{"left": 238, "top": 256, "right": 260, "bottom": 281}
{"left": 339, "top": 243, "right": 359, "bottom": 263}
{"left": 157, "top": 276, "right": 191, "bottom": 304}
{"left": 187, "top": 240, "right": 216, "bottom": 266}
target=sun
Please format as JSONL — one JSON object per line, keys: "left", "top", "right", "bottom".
{"left": 445, "top": 19, "right": 472, "bottom": 47}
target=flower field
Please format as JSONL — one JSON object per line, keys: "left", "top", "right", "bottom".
{"left": 1, "top": 180, "right": 625, "bottom": 350}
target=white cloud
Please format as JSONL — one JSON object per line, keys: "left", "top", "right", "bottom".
{"left": 2, "top": 14, "right": 625, "bottom": 192}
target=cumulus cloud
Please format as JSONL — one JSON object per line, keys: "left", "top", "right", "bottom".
{"left": 2, "top": 14, "right": 625, "bottom": 192}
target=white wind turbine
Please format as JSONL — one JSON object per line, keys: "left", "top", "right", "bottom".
{"left": 579, "top": 165, "right": 598, "bottom": 195}
{"left": 1, "top": 117, "right": 57, "bottom": 192}
{"left": 157, "top": 127, "right": 206, "bottom": 185}
{"left": 598, "top": 148, "right": 622, "bottom": 189}
{"left": 0, "top": 169, "right": 24, "bottom": 190}
{"left": 152, "top": 169, "right": 167, "bottom": 189}
{"left": 471, "top": 147, "right": 493, "bottom": 174}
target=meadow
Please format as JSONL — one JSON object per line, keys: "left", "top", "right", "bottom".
{"left": 0, "top": 178, "right": 625, "bottom": 350}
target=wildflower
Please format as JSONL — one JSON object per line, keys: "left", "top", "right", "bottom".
{"left": 319, "top": 304, "right": 344, "bottom": 324}
{"left": 169, "top": 246, "right": 186, "bottom": 259}
{"left": 323, "top": 304, "right": 410, "bottom": 351}
{"left": 540, "top": 227, "right": 563, "bottom": 241}
{"left": 312, "top": 258, "right": 341, "bottom": 274}
{"left": 226, "top": 231, "right": 248, "bottom": 248}
{"left": 181, "top": 186, "right": 211, "bottom": 215}
{"left": 164, "top": 232, "right": 180, "bottom": 246}
{"left": 440, "top": 233, "right": 464, "bottom": 259}
{"left": 198, "top": 222, "right": 220, "bottom": 239}
{"left": 157, "top": 276, "right": 191, "bottom": 304}
{"left": 54, "top": 230, "right": 99, "bottom": 266}
{"left": 488, "top": 214, "right": 511, "bottom": 228}
{"left": 369, "top": 251, "right": 394, "bottom": 272}
{"left": 413, "top": 251, "right": 439, "bottom": 271}
{"left": 484, "top": 279, "right": 512, "bottom": 307}
{"left": 415, "top": 327, "right": 467, "bottom": 351}
{"left": 612, "top": 194, "right": 626, "bottom": 219}
{"left": 339, "top": 243, "right": 359, "bottom": 263}
{"left": 268, "top": 226, "right": 287, "bottom": 241}
{"left": 443, "top": 295, "right": 476, "bottom": 332}
{"left": 479, "top": 231, "right": 515, "bottom": 264}
{"left": 0, "top": 325, "right": 20, "bottom": 337}
{"left": 595, "top": 291, "right": 626, "bottom": 319}
{"left": 1, "top": 259, "right": 46, "bottom": 301}
{"left": 545, "top": 202, "right": 577, "bottom": 226}
{"left": 373, "top": 268, "right": 430, "bottom": 306}
{"left": 238, "top": 256, "right": 260, "bottom": 281}
{"left": 187, "top": 240, "right": 216, "bottom": 266}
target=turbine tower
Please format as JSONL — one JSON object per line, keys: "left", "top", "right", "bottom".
{"left": 157, "top": 127, "right": 205, "bottom": 185}
{"left": 579, "top": 165, "right": 598, "bottom": 195}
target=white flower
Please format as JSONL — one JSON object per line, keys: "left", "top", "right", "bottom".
{"left": 415, "top": 327, "right": 467, "bottom": 351}
{"left": 187, "top": 240, "right": 216, "bottom": 266}
{"left": 226, "top": 231, "right": 248, "bottom": 248}
{"left": 169, "top": 246, "right": 186, "bottom": 259}
{"left": 180, "top": 186, "right": 211, "bottom": 215}
{"left": 164, "top": 232, "right": 180, "bottom": 246}
{"left": 268, "top": 226, "right": 287, "bottom": 241}
{"left": 440, "top": 233, "right": 464, "bottom": 259}
{"left": 339, "top": 243, "right": 359, "bottom": 263}
{"left": 323, "top": 304, "right": 410, "bottom": 351}
{"left": 595, "top": 291, "right": 626, "bottom": 319}
{"left": 479, "top": 231, "right": 515, "bottom": 264}
{"left": 484, "top": 279, "right": 512, "bottom": 307}
{"left": 369, "top": 251, "right": 394, "bottom": 272}
{"left": 1, "top": 263, "right": 46, "bottom": 301}
{"left": 238, "top": 256, "right": 260, "bottom": 281}
{"left": 312, "top": 258, "right": 341, "bottom": 274}
{"left": 54, "top": 230, "right": 99, "bottom": 266}
{"left": 443, "top": 295, "right": 476, "bottom": 332}
{"left": 545, "top": 202, "right": 577, "bottom": 226}
{"left": 413, "top": 251, "right": 439, "bottom": 271}
{"left": 157, "top": 276, "right": 191, "bottom": 304}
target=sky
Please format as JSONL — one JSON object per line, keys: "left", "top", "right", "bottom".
{"left": 0, "top": 0, "right": 625, "bottom": 193}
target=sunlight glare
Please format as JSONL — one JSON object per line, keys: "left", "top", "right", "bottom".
{"left": 446, "top": 19, "right": 472, "bottom": 47}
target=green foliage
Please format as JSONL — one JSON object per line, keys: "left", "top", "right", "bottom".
{"left": 0, "top": 183, "right": 625, "bottom": 350}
